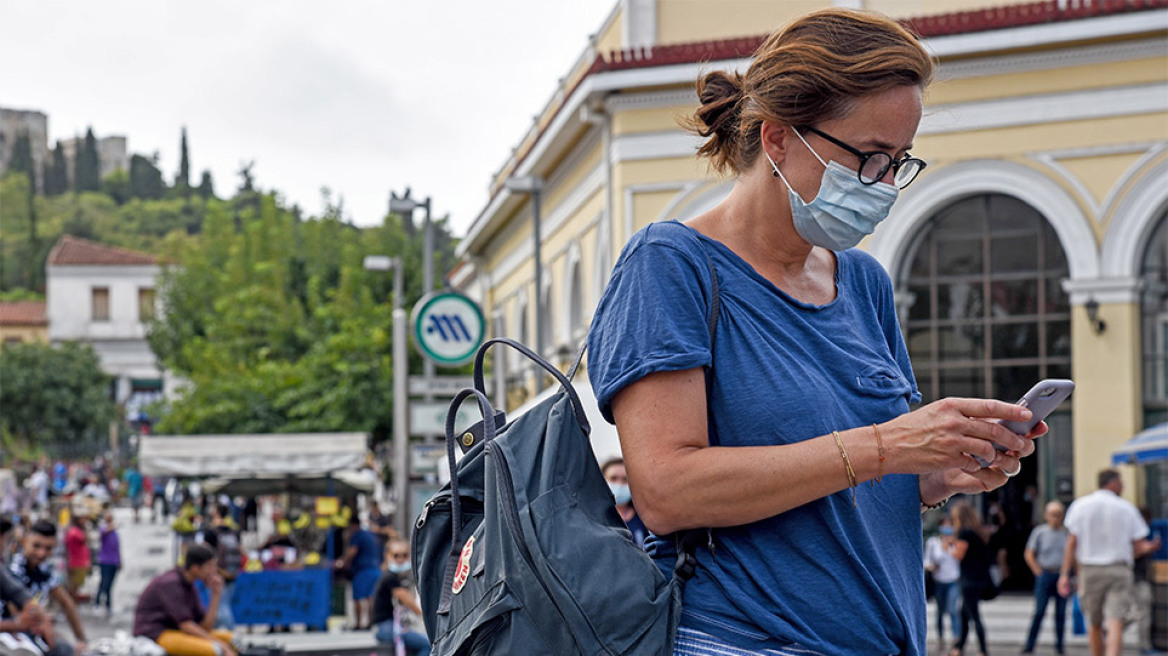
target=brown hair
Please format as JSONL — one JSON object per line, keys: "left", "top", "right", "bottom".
{"left": 685, "top": 8, "right": 935, "bottom": 175}
{"left": 951, "top": 502, "right": 989, "bottom": 542}
{"left": 1097, "top": 468, "right": 1121, "bottom": 489}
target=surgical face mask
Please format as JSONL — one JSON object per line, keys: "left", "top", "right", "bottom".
{"left": 608, "top": 482, "right": 632, "bottom": 506}
{"left": 388, "top": 561, "right": 412, "bottom": 574}
{"left": 939, "top": 526, "right": 954, "bottom": 536}
{"left": 764, "top": 130, "right": 899, "bottom": 250}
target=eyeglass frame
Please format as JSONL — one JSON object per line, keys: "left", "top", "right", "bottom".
{"left": 797, "top": 125, "right": 927, "bottom": 189}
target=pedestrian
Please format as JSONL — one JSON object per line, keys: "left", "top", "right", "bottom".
{"left": 8, "top": 520, "right": 89, "bottom": 654}
{"left": 1021, "top": 501, "right": 1069, "bottom": 655}
{"left": 601, "top": 457, "right": 648, "bottom": 548}
{"left": 949, "top": 502, "right": 997, "bottom": 656}
{"left": 1058, "top": 469, "right": 1162, "bottom": 656}
{"left": 371, "top": 539, "right": 430, "bottom": 655}
{"left": 94, "top": 510, "right": 121, "bottom": 617}
{"left": 585, "top": 7, "right": 1041, "bottom": 654}
{"left": 123, "top": 463, "right": 144, "bottom": 524}
{"left": 924, "top": 515, "right": 962, "bottom": 649}
{"left": 337, "top": 516, "right": 382, "bottom": 630}
{"left": 63, "top": 513, "right": 92, "bottom": 602}
{"left": 24, "top": 466, "right": 48, "bottom": 513}
{"left": 1, "top": 566, "right": 72, "bottom": 656}
{"left": 1132, "top": 507, "right": 1162, "bottom": 656}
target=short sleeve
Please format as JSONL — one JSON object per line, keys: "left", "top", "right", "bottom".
{"left": 1063, "top": 502, "right": 1081, "bottom": 536}
{"left": 1025, "top": 526, "right": 1042, "bottom": 552}
{"left": 588, "top": 224, "right": 715, "bottom": 423}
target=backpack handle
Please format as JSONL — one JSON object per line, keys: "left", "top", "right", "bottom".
{"left": 471, "top": 337, "right": 590, "bottom": 435}
{"left": 438, "top": 386, "right": 498, "bottom": 614}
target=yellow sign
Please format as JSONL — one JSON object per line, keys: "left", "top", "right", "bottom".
{"left": 315, "top": 496, "right": 339, "bottom": 516}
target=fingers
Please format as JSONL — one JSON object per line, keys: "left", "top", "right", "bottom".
{"left": 947, "top": 397, "right": 1032, "bottom": 423}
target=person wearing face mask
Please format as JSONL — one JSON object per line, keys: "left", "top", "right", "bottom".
{"left": 602, "top": 457, "right": 648, "bottom": 549}
{"left": 587, "top": 8, "right": 1044, "bottom": 655}
{"left": 371, "top": 540, "right": 430, "bottom": 656}
{"left": 925, "top": 516, "right": 963, "bottom": 649}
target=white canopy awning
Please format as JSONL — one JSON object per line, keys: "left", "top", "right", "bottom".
{"left": 138, "top": 433, "right": 368, "bottom": 478}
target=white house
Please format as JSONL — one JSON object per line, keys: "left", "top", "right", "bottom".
{"left": 46, "top": 235, "right": 170, "bottom": 415}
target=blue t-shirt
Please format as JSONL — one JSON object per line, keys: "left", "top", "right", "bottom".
{"left": 588, "top": 221, "right": 926, "bottom": 655}
{"left": 350, "top": 529, "right": 382, "bottom": 572}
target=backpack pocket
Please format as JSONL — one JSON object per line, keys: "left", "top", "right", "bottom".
{"left": 527, "top": 484, "right": 678, "bottom": 655}
{"left": 431, "top": 580, "right": 553, "bottom": 656}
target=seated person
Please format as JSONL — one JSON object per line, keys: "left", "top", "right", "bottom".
{"left": 133, "top": 544, "right": 236, "bottom": 656}
{"left": 7, "top": 520, "right": 87, "bottom": 654}
{"left": 1, "top": 567, "right": 72, "bottom": 656}
{"left": 371, "top": 540, "right": 429, "bottom": 656}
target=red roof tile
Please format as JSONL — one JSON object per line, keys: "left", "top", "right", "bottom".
{"left": 0, "top": 301, "right": 47, "bottom": 326}
{"left": 588, "top": 0, "right": 1168, "bottom": 73}
{"left": 47, "top": 235, "right": 156, "bottom": 266}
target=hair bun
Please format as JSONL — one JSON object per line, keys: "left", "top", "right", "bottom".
{"left": 687, "top": 70, "right": 745, "bottom": 172}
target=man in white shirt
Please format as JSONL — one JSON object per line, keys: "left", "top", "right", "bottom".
{"left": 1058, "top": 469, "right": 1162, "bottom": 656}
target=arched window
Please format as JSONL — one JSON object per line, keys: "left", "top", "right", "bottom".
{"left": 900, "top": 193, "right": 1073, "bottom": 502}
{"left": 1141, "top": 210, "right": 1168, "bottom": 427}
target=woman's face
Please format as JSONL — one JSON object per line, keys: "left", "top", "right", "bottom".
{"left": 780, "top": 84, "right": 924, "bottom": 203}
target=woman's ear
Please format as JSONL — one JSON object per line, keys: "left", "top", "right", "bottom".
{"left": 759, "top": 121, "right": 790, "bottom": 165}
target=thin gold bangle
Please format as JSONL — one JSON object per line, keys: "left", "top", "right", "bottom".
{"left": 833, "top": 430, "right": 857, "bottom": 507}
{"left": 871, "top": 423, "right": 885, "bottom": 486}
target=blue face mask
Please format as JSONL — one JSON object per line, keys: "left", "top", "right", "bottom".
{"left": 608, "top": 482, "right": 632, "bottom": 506}
{"left": 765, "top": 129, "right": 899, "bottom": 251}
{"left": 939, "top": 526, "right": 954, "bottom": 536}
{"left": 388, "top": 561, "right": 411, "bottom": 574}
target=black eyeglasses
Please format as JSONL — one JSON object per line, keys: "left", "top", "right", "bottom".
{"left": 797, "top": 125, "right": 927, "bottom": 189}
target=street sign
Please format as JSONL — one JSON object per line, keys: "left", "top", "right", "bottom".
{"left": 410, "top": 443, "right": 446, "bottom": 474}
{"left": 410, "top": 400, "right": 481, "bottom": 437}
{"left": 409, "top": 375, "right": 493, "bottom": 397}
{"left": 412, "top": 292, "right": 486, "bottom": 366}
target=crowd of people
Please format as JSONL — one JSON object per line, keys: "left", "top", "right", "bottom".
{"left": 920, "top": 468, "right": 1162, "bottom": 656}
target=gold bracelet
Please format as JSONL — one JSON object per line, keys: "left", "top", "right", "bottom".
{"left": 833, "top": 430, "right": 857, "bottom": 507}
{"left": 871, "top": 423, "right": 885, "bottom": 486}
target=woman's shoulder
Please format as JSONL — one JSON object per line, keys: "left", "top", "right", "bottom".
{"left": 626, "top": 220, "right": 707, "bottom": 257}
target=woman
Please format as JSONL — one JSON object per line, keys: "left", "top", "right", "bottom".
{"left": 94, "top": 510, "right": 121, "bottom": 616}
{"left": 925, "top": 515, "right": 963, "bottom": 648}
{"left": 949, "top": 503, "right": 997, "bottom": 656}
{"left": 586, "top": 8, "right": 1043, "bottom": 655}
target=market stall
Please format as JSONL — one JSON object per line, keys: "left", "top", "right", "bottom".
{"left": 138, "top": 433, "right": 372, "bottom": 628}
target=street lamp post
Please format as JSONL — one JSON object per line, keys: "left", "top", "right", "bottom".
{"left": 389, "top": 190, "right": 436, "bottom": 385}
{"left": 504, "top": 175, "right": 545, "bottom": 393}
{"left": 363, "top": 254, "right": 410, "bottom": 539}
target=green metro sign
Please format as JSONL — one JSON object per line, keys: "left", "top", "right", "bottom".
{"left": 411, "top": 291, "right": 486, "bottom": 366}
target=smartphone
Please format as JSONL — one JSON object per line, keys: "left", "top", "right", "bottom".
{"left": 972, "top": 378, "right": 1075, "bottom": 468}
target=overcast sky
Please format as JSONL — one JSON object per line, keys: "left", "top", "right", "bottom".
{"left": 0, "top": 1, "right": 617, "bottom": 234}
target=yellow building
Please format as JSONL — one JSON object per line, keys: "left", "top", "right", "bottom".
{"left": 452, "top": 0, "right": 1168, "bottom": 518}
{"left": 0, "top": 301, "right": 48, "bottom": 345}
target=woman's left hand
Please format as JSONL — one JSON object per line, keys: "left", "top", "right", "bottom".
{"left": 919, "top": 420, "right": 1047, "bottom": 503}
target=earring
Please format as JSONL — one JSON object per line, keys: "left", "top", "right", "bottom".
{"left": 772, "top": 169, "right": 779, "bottom": 178}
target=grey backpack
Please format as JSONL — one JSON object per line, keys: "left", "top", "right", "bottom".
{"left": 411, "top": 336, "right": 709, "bottom": 655}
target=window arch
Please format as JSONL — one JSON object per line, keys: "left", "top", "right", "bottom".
{"left": 564, "top": 241, "right": 585, "bottom": 342}
{"left": 1141, "top": 210, "right": 1168, "bottom": 427}
{"left": 900, "top": 193, "right": 1075, "bottom": 503}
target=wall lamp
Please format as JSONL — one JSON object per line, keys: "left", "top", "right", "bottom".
{"left": 1084, "top": 296, "right": 1106, "bottom": 335}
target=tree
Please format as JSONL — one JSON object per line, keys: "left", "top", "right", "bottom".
{"left": 197, "top": 170, "right": 215, "bottom": 199}
{"left": 148, "top": 194, "right": 462, "bottom": 441}
{"left": 0, "top": 341, "right": 118, "bottom": 450}
{"left": 176, "top": 127, "right": 191, "bottom": 191}
{"left": 74, "top": 128, "right": 102, "bottom": 192}
{"left": 8, "top": 131, "right": 36, "bottom": 191}
{"left": 102, "top": 169, "right": 131, "bottom": 205}
{"left": 43, "top": 142, "right": 69, "bottom": 196}
{"left": 129, "top": 154, "right": 166, "bottom": 200}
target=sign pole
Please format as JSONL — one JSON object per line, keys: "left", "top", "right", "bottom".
{"left": 392, "top": 306, "right": 409, "bottom": 540}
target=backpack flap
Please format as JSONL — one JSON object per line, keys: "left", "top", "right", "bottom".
{"left": 456, "top": 409, "right": 507, "bottom": 454}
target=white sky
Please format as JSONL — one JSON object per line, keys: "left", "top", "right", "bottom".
{"left": 0, "top": 0, "right": 618, "bottom": 235}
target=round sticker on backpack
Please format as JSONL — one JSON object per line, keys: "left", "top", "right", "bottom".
{"left": 452, "top": 535, "right": 475, "bottom": 594}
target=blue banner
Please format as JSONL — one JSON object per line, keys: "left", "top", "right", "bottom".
{"left": 231, "top": 569, "right": 331, "bottom": 626}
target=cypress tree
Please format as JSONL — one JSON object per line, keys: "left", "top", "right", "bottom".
{"left": 8, "top": 132, "right": 35, "bottom": 189}
{"left": 177, "top": 126, "right": 191, "bottom": 191}
{"left": 44, "top": 142, "right": 69, "bottom": 195}
{"left": 129, "top": 154, "right": 165, "bottom": 200}
{"left": 197, "top": 170, "right": 215, "bottom": 199}
{"left": 74, "top": 128, "right": 102, "bottom": 192}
